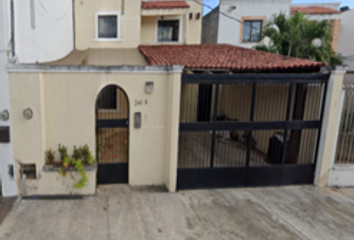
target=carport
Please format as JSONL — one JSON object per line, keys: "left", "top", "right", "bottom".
{"left": 140, "top": 44, "right": 334, "bottom": 190}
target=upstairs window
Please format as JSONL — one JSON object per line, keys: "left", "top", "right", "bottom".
{"left": 95, "top": 12, "right": 120, "bottom": 41}
{"left": 157, "top": 20, "right": 180, "bottom": 42}
{"left": 242, "top": 20, "right": 263, "bottom": 43}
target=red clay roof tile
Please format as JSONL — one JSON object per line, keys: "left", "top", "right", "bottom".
{"left": 291, "top": 6, "right": 340, "bottom": 15}
{"left": 141, "top": 1, "right": 190, "bottom": 10}
{"left": 139, "top": 44, "right": 325, "bottom": 72}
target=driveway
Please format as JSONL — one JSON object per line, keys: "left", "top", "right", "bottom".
{"left": 1, "top": 185, "right": 354, "bottom": 240}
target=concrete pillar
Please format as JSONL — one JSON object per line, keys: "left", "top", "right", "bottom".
{"left": 164, "top": 68, "right": 182, "bottom": 192}
{"left": 315, "top": 67, "right": 347, "bottom": 187}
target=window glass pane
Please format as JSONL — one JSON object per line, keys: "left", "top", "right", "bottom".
{"left": 243, "top": 20, "right": 263, "bottom": 42}
{"left": 98, "top": 16, "right": 117, "bottom": 38}
{"left": 158, "top": 20, "right": 179, "bottom": 42}
{"left": 251, "top": 21, "right": 262, "bottom": 42}
{"left": 158, "top": 27, "right": 173, "bottom": 42}
{"left": 242, "top": 21, "right": 251, "bottom": 42}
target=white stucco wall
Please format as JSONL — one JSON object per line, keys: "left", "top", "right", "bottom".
{"left": 14, "top": 0, "right": 73, "bottom": 63}
{"left": 217, "top": 0, "right": 292, "bottom": 48}
{"left": 329, "top": 165, "right": 354, "bottom": 187}
{"left": 0, "top": 0, "right": 17, "bottom": 197}
{"left": 338, "top": 10, "right": 354, "bottom": 71}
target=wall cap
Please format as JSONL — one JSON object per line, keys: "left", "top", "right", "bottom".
{"left": 332, "top": 165, "right": 354, "bottom": 171}
{"left": 7, "top": 64, "right": 184, "bottom": 74}
{"left": 42, "top": 162, "right": 98, "bottom": 172}
{"left": 321, "top": 66, "right": 348, "bottom": 75}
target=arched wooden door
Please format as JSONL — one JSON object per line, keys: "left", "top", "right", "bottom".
{"left": 96, "top": 85, "right": 129, "bottom": 184}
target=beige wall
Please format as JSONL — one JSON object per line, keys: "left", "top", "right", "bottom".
{"left": 141, "top": 17, "right": 156, "bottom": 43}
{"left": 18, "top": 171, "right": 96, "bottom": 196}
{"left": 315, "top": 68, "right": 346, "bottom": 187}
{"left": 9, "top": 67, "right": 182, "bottom": 195}
{"left": 75, "top": 0, "right": 141, "bottom": 49}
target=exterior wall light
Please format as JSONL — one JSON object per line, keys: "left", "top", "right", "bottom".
{"left": 228, "top": 6, "right": 237, "bottom": 12}
{"left": 23, "top": 108, "right": 34, "bottom": 120}
{"left": 145, "top": 82, "right": 154, "bottom": 93}
{"left": 0, "top": 110, "right": 10, "bottom": 121}
{"left": 196, "top": 13, "right": 201, "bottom": 20}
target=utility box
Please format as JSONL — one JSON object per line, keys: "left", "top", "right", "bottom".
{"left": 0, "top": 126, "right": 10, "bottom": 143}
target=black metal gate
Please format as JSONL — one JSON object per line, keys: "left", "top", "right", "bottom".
{"left": 96, "top": 85, "right": 129, "bottom": 184}
{"left": 177, "top": 73, "right": 329, "bottom": 190}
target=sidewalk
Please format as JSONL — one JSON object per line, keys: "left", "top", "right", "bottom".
{"left": 1, "top": 185, "right": 354, "bottom": 240}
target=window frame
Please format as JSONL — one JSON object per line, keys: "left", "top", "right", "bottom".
{"left": 155, "top": 16, "right": 182, "bottom": 43}
{"left": 242, "top": 20, "right": 263, "bottom": 43}
{"left": 94, "top": 11, "right": 121, "bottom": 42}
{"left": 240, "top": 16, "right": 266, "bottom": 44}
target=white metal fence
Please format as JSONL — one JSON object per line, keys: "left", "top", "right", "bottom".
{"left": 335, "top": 84, "right": 354, "bottom": 164}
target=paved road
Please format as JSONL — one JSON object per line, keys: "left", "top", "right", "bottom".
{"left": 1, "top": 185, "right": 354, "bottom": 240}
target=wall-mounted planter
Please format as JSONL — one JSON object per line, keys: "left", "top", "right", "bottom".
{"left": 18, "top": 163, "right": 97, "bottom": 196}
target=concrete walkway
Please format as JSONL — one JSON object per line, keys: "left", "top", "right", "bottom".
{"left": 1, "top": 185, "right": 354, "bottom": 240}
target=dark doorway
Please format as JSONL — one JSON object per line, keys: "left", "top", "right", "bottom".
{"left": 96, "top": 85, "right": 129, "bottom": 184}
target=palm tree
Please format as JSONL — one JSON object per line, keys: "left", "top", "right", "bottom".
{"left": 254, "top": 12, "right": 342, "bottom": 65}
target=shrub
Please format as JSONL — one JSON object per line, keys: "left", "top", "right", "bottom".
{"left": 45, "top": 149, "right": 55, "bottom": 165}
{"left": 63, "top": 156, "right": 71, "bottom": 168}
{"left": 80, "top": 144, "right": 90, "bottom": 162}
{"left": 88, "top": 154, "right": 94, "bottom": 165}
{"left": 72, "top": 146, "right": 82, "bottom": 160}
{"left": 58, "top": 144, "right": 68, "bottom": 162}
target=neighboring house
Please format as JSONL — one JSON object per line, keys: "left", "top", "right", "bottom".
{"left": 6, "top": 0, "right": 344, "bottom": 196}
{"left": 338, "top": 8, "right": 354, "bottom": 74}
{"left": 14, "top": 0, "right": 73, "bottom": 63}
{"left": 0, "top": 0, "right": 73, "bottom": 197}
{"left": 202, "top": 0, "right": 341, "bottom": 52}
{"left": 202, "top": 0, "right": 292, "bottom": 48}
{"left": 0, "top": 0, "right": 16, "bottom": 197}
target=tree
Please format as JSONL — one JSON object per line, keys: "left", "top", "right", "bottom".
{"left": 254, "top": 12, "right": 342, "bottom": 66}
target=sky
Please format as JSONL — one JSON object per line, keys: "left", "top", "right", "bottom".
{"left": 203, "top": 0, "right": 354, "bottom": 14}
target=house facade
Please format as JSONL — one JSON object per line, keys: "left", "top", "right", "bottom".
{"left": 202, "top": 0, "right": 342, "bottom": 51}
{"left": 0, "top": 0, "right": 16, "bottom": 197}
{"left": 3, "top": 0, "right": 348, "bottom": 197}
{"left": 338, "top": 8, "right": 354, "bottom": 73}
{"left": 75, "top": 0, "right": 201, "bottom": 50}
{"left": 202, "top": 0, "right": 292, "bottom": 48}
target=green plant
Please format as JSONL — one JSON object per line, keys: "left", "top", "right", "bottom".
{"left": 72, "top": 146, "right": 82, "bottom": 160}
{"left": 80, "top": 144, "right": 90, "bottom": 162}
{"left": 72, "top": 158, "right": 88, "bottom": 189}
{"left": 254, "top": 12, "right": 343, "bottom": 66}
{"left": 59, "top": 168, "right": 66, "bottom": 177}
{"left": 58, "top": 144, "right": 68, "bottom": 161}
{"left": 63, "top": 156, "right": 71, "bottom": 168}
{"left": 88, "top": 153, "right": 94, "bottom": 165}
{"left": 45, "top": 149, "right": 55, "bottom": 165}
